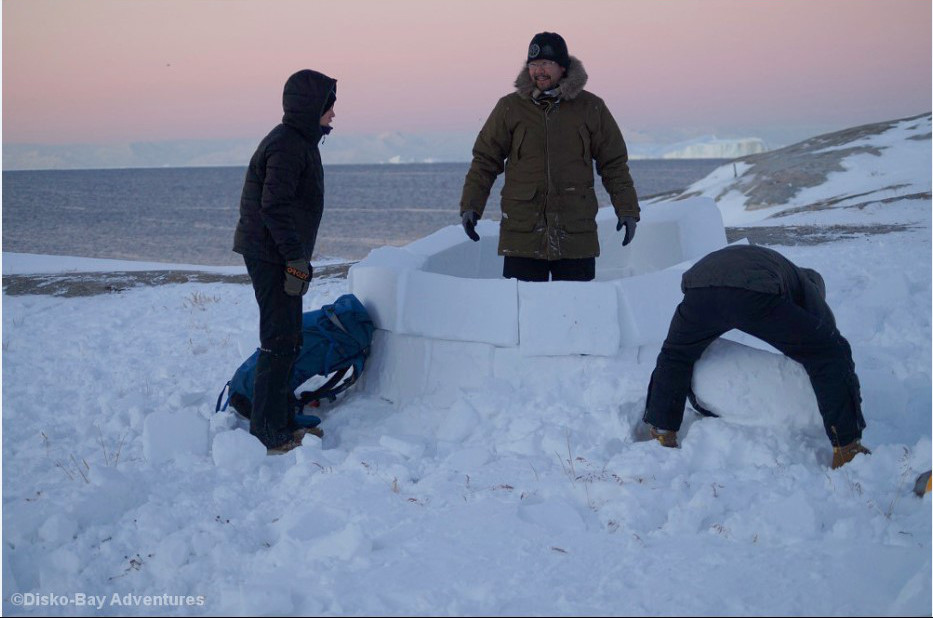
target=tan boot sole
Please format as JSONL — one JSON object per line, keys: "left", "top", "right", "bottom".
{"left": 267, "top": 427, "right": 324, "bottom": 455}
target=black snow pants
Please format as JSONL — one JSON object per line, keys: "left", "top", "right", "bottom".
{"left": 244, "top": 256, "right": 303, "bottom": 448}
{"left": 503, "top": 256, "right": 596, "bottom": 282}
{"left": 643, "top": 287, "right": 866, "bottom": 446}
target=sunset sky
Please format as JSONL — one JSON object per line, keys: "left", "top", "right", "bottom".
{"left": 3, "top": 0, "right": 931, "bottom": 152}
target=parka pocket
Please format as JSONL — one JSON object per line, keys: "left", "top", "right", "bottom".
{"left": 499, "top": 182, "right": 540, "bottom": 232}
{"left": 510, "top": 126, "right": 527, "bottom": 161}
{"left": 560, "top": 184, "right": 598, "bottom": 232}
{"left": 578, "top": 126, "right": 593, "bottom": 166}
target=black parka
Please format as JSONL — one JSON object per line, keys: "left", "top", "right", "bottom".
{"left": 233, "top": 69, "right": 337, "bottom": 264}
{"left": 682, "top": 245, "right": 832, "bottom": 328}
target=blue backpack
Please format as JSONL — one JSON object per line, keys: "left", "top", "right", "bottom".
{"left": 215, "top": 294, "right": 375, "bottom": 428}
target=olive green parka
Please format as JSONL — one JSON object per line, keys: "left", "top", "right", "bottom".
{"left": 460, "top": 56, "right": 639, "bottom": 260}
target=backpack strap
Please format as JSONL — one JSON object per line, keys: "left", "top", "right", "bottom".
{"left": 687, "top": 387, "right": 719, "bottom": 418}
{"left": 215, "top": 382, "right": 231, "bottom": 413}
{"left": 295, "top": 365, "right": 362, "bottom": 408}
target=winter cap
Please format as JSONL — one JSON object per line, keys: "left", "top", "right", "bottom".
{"left": 527, "top": 32, "right": 569, "bottom": 69}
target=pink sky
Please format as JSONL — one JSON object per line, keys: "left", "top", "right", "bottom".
{"left": 3, "top": 0, "right": 930, "bottom": 147}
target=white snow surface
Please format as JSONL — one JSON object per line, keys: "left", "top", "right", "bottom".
{"left": 2, "top": 118, "right": 931, "bottom": 616}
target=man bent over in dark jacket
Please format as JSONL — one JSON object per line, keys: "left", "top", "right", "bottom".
{"left": 641, "top": 244, "right": 870, "bottom": 469}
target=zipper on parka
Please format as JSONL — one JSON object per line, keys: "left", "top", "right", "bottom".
{"left": 543, "top": 102, "right": 558, "bottom": 258}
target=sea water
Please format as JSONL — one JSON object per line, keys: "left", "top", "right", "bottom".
{"left": 2, "top": 160, "right": 727, "bottom": 265}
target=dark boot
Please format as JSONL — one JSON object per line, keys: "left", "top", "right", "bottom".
{"left": 251, "top": 348, "right": 297, "bottom": 448}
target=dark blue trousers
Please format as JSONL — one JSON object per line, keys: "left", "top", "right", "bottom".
{"left": 644, "top": 287, "right": 866, "bottom": 446}
{"left": 244, "top": 257, "right": 303, "bottom": 448}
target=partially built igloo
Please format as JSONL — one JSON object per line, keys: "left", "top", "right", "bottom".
{"left": 348, "top": 197, "right": 728, "bottom": 405}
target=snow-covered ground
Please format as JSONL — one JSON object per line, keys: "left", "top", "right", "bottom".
{"left": 3, "top": 116, "right": 931, "bottom": 616}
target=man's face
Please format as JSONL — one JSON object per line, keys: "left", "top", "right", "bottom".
{"left": 527, "top": 60, "right": 565, "bottom": 91}
{"left": 320, "top": 105, "right": 336, "bottom": 128}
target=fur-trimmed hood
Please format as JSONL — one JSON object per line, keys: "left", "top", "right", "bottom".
{"left": 514, "top": 56, "right": 588, "bottom": 100}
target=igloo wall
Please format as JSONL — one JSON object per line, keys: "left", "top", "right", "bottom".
{"left": 347, "top": 197, "right": 728, "bottom": 405}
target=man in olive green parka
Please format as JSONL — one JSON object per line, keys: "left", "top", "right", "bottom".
{"left": 460, "top": 32, "right": 640, "bottom": 282}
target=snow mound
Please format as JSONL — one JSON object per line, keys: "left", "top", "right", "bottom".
{"left": 693, "top": 338, "right": 819, "bottom": 429}
{"left": 211, "top": 428, "right": 265, "bottom": 470}
{"left": 142, "top": 410, "right": 210, "bottom": 464}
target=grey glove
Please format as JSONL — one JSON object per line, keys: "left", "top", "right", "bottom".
{"left": 616, "top": 216, "right": 637, "bottom": 246}
{"left": 284, "top": 259, "right": 311, "bottom": 296}
{"left": 461, "top": 210, "right": 480, "bottom": 242}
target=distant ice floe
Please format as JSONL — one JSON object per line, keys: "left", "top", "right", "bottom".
{"left": 659, "top": 137, "right": 768, "bottom": 159}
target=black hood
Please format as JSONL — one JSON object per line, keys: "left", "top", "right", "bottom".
{"left": 282, "top": 69, "right": 337, "bottom": 142}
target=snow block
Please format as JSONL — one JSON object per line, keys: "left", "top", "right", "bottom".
{"left": 211, "top": 429, "right": 267, "bottom": 471}
{"left": 400, "top": 269, "right": 518, "bottom": 346}
{"left": 691, "top": 338, "right": 821, "bottom": 430}
{"left": 347, "top": 246, "right": 426, "bottom": 331}
{"left": 405, "top": 219, "right": 502, "bottom": 279}
{"left": 358, "top": 330, "right": 430, "bottom": 406}
{"left": 652, "top": 198, "right": 728, "bottom": 263}
{"left": 359, "top": 330, "right": 497, "bottom": 407}
{"left": 142, "top": 410, "right": 210, "bottom": 464}
{"left": 594, "top": 197, "right": 726, "bottom": 280}
{"left": 616, "top": 262, "right": 691, "bottom": 347}
{"left": 518, "top": 280, "right": 619, "bottom": 356}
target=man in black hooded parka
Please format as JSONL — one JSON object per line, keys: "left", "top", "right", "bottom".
{"left": 233, "top": 69, "right": 337, "bottom": 452}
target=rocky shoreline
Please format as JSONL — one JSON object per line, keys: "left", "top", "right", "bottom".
{"left": 1, "top": 261, "right": 352, "bottom": 298}
{"left": 3, "top": 224, "right": 919, "bottom": 297}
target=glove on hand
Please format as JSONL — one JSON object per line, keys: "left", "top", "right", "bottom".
{"left": 461, "top": 210, "right": 480, "bottom": 242}
{"left": 284, "top": 259, "right": 312, "bottom": 296}
{"left": 616, "top": 216, "right": 637, "bottom": 246}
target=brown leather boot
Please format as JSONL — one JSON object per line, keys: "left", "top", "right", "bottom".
{"left": 649, "top": 425, "right": 679, "bottom": 448}
{"left": 831, "top": 440, "right": 871, "bottom": 469}
{"left": 267, "top": 427, "right": 323, "bottom": 455}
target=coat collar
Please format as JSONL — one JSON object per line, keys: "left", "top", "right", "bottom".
{"left": 514, "top": 56, "right": 588, "bottom": 100}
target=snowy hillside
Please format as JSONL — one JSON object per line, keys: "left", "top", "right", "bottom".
{"left": 2, "top": 114, "right": 931, "bottom": 616}
{"left": 674, "top": 112, "right": 931, "bottom": 227}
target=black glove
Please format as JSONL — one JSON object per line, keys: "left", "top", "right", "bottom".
{"left": 284, "top": 259, "right": 311, "bottom": 296}
{"left": 616, "top": 216, "right": 637, "bottom": 246}
{"left": 461, "top": 210, "right": 480, "bottom": 242}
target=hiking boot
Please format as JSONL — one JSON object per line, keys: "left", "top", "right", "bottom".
{"left": 649, "top": 425, "right": 679, "bottom": 448}
{"left": 831, "top": 440, "right": 871, "bottom": 469}
{"left": 267, "top": 427, "right": 323, "bottom": 455}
